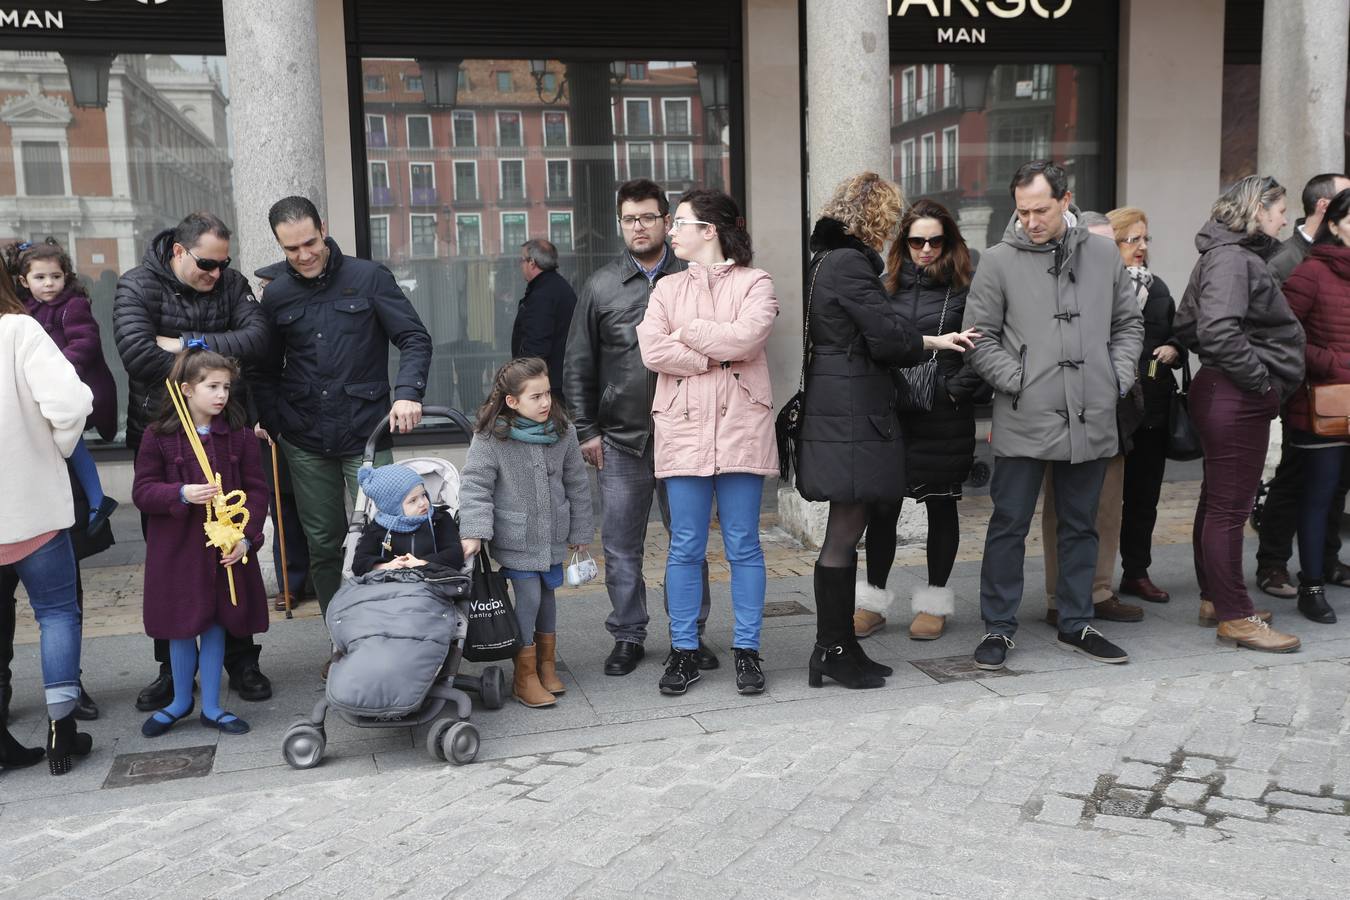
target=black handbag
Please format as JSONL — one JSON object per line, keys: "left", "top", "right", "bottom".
{"left": 1166, "top": 363, "right": 1203, "bottom": 461}
{"left": 462, "top": 552, "right": 522, "bottom": 662}
{"left": 894, "top": 286, "right": 951, "bottom": 414}
{"left": 775, "top": 251, "right": 831, "bottom": 481}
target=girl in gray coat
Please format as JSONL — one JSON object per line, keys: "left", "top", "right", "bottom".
{"left": 458, "top": 357, "right": 593, "bottom": 708}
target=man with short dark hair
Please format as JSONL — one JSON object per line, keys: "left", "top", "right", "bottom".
{"left": 562, "top": 179, "right": 714, "bottom": 676}
{"left": 253, "top": 196, "right": 432, "bottom": 628}
{"left": 113, "top": 210, "right": 273, "bottom": 710}
{"left": 1255, "top": 172, "right": 1350, "bottom": 599}
{"left": 512, "top": 237, "right": 577, "bottom": 403}
{"left": 963, "top": 161, "right": 1144, "bottom": 672}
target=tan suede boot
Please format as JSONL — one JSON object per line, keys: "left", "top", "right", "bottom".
{"left": 1216, "top": 616, "right": 1300, "bottom": 652}
{"left": 534, "top": 632, "right": 565, "bottom": 695}
{"left": 512, "top": 646, "right": 556, "bottom": 707}
{"left": 909, "top": 586, "right": 954, "bottom": 640}
{"left": 1198, "top": 599, "right": 1272, "bottom": 627}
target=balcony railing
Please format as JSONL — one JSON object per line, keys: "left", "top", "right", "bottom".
{"left": 411, "top": 186, "right": 438, "bottom": 206}
{"left": 369, "top": 185, "right": 393, "bottom": 206}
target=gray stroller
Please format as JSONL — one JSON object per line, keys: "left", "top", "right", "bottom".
{"left": 281, "top": 407, "right": 507, "bottom": 770}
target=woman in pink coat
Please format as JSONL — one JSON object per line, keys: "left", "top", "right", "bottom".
{"left": 637, "top": 188, "right": 778, "bottom": 698}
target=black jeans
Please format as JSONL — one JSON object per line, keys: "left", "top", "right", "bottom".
{"left": 1120, "top": 426, "right": 1169, "bottom": 579}
{"left": 1255, "top": 436, "right": 1350, "bottom": 574}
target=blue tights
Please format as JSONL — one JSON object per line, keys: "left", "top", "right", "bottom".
{"left": 151, "top": 624, "right": 237, "bottom": 725}
{"left": 68, "top": 438, "right": 105, "bottom": 523}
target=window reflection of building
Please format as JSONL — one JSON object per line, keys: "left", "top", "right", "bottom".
{"left": 0, "top": 51, "right": 233, "bottom": 443}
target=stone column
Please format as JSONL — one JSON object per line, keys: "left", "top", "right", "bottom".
{"left": 222, "top": 0, "right": 328, "bottom": 286}
{"left": 804, "top": 0, "right": 892, "bottom": 218}
{"left": 1257, "top": 0, "right": 1349, "bottom": 203}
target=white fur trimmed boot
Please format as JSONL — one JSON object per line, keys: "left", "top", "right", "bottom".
{"left": 909, "top": 585, "right": 955, "bottom": 641}
{"left": 853, "top": 581, "right": 894, "bottom": 638}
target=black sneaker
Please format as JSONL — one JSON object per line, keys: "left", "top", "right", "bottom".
{"left": 973, "top": 633, "right": 1014, "bottom": 671}
{"left": 1057, "top": 625, "right": 1129, "bottom": 663}
{"left": 733, "top": 648, "right": 765, "bottom": 694}
{"left": 658, "top": 649, "right": 702, "bottom": 695}
{"left": 696, "top": 641, "right": 720, "bottom": 671}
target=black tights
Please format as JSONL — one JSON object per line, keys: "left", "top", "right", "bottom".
{"left": 861, "top": 496, "right": 959, "bottom": 588}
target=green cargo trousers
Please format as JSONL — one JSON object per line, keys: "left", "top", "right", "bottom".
{"left": 280, "top": 437, "right": 391, "bottom": 613}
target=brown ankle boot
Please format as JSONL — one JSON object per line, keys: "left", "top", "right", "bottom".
{"left": 1199, "top": 599, "right": 1272, "bottom": 627}
{"left": 909, "top": 613, "right": 945, "bottom": 640}
{"left": 1216, "top": 616, "right": 1300, "bottom": 652}
{"left": 534, "top": 632, "right": 565, "bottom": 695}
{"left": 512, "top": 646, "right": 556, "bottom": 707}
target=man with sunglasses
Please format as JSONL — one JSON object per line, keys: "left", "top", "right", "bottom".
{"left": 562, "top": 178, "right": 715, "bottom": 676}
{"left": 113, "top": 210, "right": 273, "bottom": 711}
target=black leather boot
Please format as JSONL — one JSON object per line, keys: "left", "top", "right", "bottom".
{"left": 815, "top": 561, "right": 893, "bottom": 678}
{"left": 0, "top": 723, "right": 42, "bottom": 769}
{"left": 46, "top": 712, "right": 93, "bottom": 776}
{"left": 809, "top": 563, "right": 885, "bottom": 689}
{"left": 1298, "top": 581, "right": 1337, "bottom": 624}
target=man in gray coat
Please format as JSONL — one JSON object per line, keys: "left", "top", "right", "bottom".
{"left": 962, "top": 161, "right": 1144, "bottom": 671}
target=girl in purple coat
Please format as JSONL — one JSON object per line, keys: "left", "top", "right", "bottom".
{"left": 133, "top": 346, "right": 269, "bottom": 737}
{"left": 5, "top": 239, "right": 119, "bottom": 535}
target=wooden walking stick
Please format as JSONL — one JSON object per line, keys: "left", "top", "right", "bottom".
{"left": 270, "top": 440, "right": 294, "bottom": 619}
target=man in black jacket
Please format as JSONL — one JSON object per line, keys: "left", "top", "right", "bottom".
{"left": 562, "top": 179, "right": 713, "bottom": 676}
{"left": 253, "top": 196, "right": 432, "bottom": 619}
{"left": 511, "top": 238, "right": 576, "bottom": 404}
{"left": 112, "top": 211, "right": 273, "bottom": 710}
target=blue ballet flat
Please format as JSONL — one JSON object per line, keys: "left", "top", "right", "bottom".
{"left": 199, "top": 712, "right": 250, "bottom": 735}
{"left": 141, "top": 703, "right": 193, "bottom": 738}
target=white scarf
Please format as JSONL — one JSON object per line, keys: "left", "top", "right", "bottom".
{"left": 1126, "top": 265, "right": 1152, "bottom": 310}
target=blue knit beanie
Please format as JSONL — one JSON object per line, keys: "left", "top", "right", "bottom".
{"left": 357, "top": 464, "right": 428, "bottom": 532}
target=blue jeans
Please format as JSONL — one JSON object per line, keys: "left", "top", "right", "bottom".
{"left": 664, "top": 474, "right": 765, "bottom": 651}
{"left": 1297, "top": 445, "right": 1350, "bottom": 584}
{"left": 12, "top": 532, "right": 82, "bottom": 718}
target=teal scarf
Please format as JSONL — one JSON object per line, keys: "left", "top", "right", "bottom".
{"left": 505, "top": 417, "right": 559, "bottom": 445}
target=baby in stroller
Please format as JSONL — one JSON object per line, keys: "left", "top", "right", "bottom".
{"left": 352, "top": 464, "right": 464, "bottom": 575}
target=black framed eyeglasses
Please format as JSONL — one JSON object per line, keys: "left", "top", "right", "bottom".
{"left": 185, "top": 247, "right": 231, "bottom": 272}
{"left": 619, "top": 213, "right": 664, "bottom": 230}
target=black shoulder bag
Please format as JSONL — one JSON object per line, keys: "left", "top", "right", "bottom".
{"left": 1166, "top": 363, "right": 1203, "bottom": 461}
{"left": 775, "top": 251, "right": 830, "bottom": 482}
{"left": 894, "top": 286, "right": 951, "bottom": 414}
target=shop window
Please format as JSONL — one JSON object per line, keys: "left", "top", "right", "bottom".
{"left": 549, "top": 212, "right": 573, "bottom": 251}
{"left": 21, "top": 142, "right": 63, "bottom": 195}
{"left": 627, "top": 142, "right": 653, "bottom": 180}
{"left": 624, "top": 98, "right": 652, "bottom": 135}
{"left": 367, "top": 114, "right": 387, "bottom": 148}
{"left": 456, "top": 214, "right": 482, "bottom": 255}
{"left": 410, "top": 214, "right": 437, "bottom": 257}
{"left": 497, "top": 111, "right": 522, "bottom": 147}
{"left": 547, "top": 159, "right": 570, "bottom": 198}
{"left": 665, "top": 142, "right": 693, "bottom": 182}
{"left": 407, "top": 115, "right": 432, "bottom": 149}
{"left": 543, "top": 111, "right": 568, "bottom": 147}
{"left": 663, "top": 98, "right": 690, "bottom": 135}
{"left": 499, "top": 159, "right": 525, "bottom": 201}
{"left": 501, "top": 212, "right": 527, "bottom": 252}
{"left": 452, "top": 110, "right": 476, "bottom": 147}
{"left": 370, "top": 216, "right": 390, "bottom": 260}
{"left": 454, "top": 161, "right": 478, "bottom": 201}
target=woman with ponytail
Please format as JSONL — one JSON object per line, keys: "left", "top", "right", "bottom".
{"left": 457, "top": 357, "right": 593, "bottom": 708}
{"left": 636, "top": 189, "right": 779, "bottom": 697}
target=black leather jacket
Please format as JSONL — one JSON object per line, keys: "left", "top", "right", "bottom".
{"left": 562, "top": 246, "right": 687, "bottom": 457}
{"left": 253, "top": 238, "right": 432, "bottom": 458}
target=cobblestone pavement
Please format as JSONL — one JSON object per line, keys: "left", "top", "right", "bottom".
{"left": 4, "top": 660, "right": 1350, "bottom": 898}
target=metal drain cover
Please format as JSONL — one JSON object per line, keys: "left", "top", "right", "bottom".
{"left": 103, "top": 745, "right": 216, "bottom": 789}
{"left": 910, "top": 654, "right": 1019, "bottom": 683}
{"left": 763, "top": 600, "right": 812, "bottom": 618}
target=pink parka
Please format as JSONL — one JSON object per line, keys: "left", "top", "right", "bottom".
{"left": 636, "top": 262, "right": 779, "bottom": 479}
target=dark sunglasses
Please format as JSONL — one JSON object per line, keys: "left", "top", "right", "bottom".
{"left": 185, "top": 247, "right": 231, "bottom": 272}
{"left": 906, "top": 235, "right": 946, "bottom": 251}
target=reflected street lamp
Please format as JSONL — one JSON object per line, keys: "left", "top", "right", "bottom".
{"left": 952, "top": 63, "right": 994, "bottom": 113}
{"left": 60, "top": 53, "right": 115, "bottom": 109}
{"left": 417, "top": 58, "right": 462, "bottom": 108}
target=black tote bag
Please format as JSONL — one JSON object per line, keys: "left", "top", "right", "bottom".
{"left": 462, "top": 552, "right": 522, "bottom": 662}
{"left": 1166, "top": 364, "right": 1204, "bottom": 461}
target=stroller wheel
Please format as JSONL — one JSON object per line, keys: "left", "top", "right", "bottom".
{"left": 282, "top": 723, "right": 325, "bottom": 769}
{"left": 426, "top": 718, "right": 454, "bottom": 761}
{"left": 442, "top": 721, "right": 480, "bottom": 765}
{"left": 480, "top": 666, "right": 506, "bottom": 710}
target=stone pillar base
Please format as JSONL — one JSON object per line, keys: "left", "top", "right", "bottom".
{"left": 776, "top": 485, "right": 929, "bottom": 551}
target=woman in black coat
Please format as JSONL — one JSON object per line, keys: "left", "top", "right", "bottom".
{"left": 854, "top": 199, "right": 986, "bottom": 644}
{"left": 797, "top": 174, "right": 976, "bottom": 690}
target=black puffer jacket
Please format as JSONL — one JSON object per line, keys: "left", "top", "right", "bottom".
{"left": 253, "top": 239, "right": 432, "bottom": 458}
{"left": 890, "top": 260, "right": 986, "bottom": 492}
{"left": 796, "top": 218, "right": 925, "bottom": 503}
{"left": 112, "top": 229, "right": 269, "bottom": 450}
{"left": 1175, "top": 221, "right": 1306, "bottom": 401}
{"left": 562, "top": 246, "right": 687, "bottom": 457}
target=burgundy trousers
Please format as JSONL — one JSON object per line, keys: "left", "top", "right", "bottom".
{"left": 1189, "top": 367, "right": 1280, "bottom": 621}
